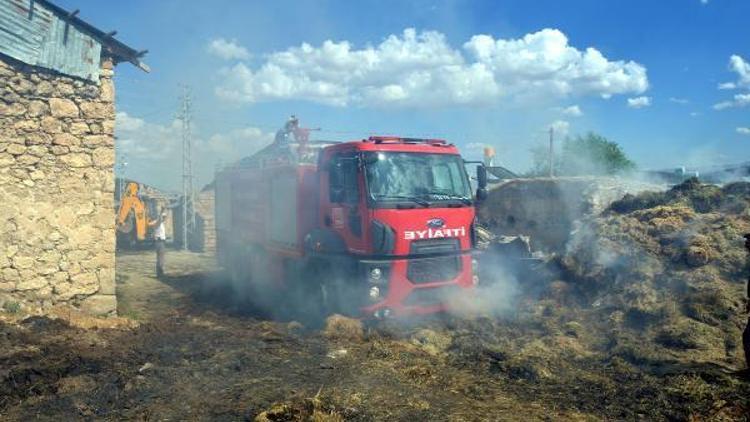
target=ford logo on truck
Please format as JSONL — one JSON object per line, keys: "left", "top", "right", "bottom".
{"left": 427, "top": 218, "right": 445, "bottom": 228}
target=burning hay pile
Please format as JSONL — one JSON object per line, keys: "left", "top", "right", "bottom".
{"left": 562, "top": 178, "right": 750, "bottom": 368}
{"left": 439, "top": 178, "right": 750, "bottom": 419}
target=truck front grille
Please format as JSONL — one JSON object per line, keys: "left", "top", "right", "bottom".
{"left": 409, "top": 238, "right": 459, "bottom": 255}
{"left": 407, "top": 256, "right": 461, "bottom": 284}
{"left": 403, "top": 285, "right": 462, "bottom": 307}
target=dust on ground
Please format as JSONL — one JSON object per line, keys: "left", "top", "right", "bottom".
{"left": 2, "top": 180, "right": 750, "bottom": 420}
{"left": 1, "top": 251, "right": 574, "bottom": 421}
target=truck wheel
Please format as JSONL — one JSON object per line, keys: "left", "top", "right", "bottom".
{"left": 322, "top": 276, "right": 342, "bottom": 316}
{"left": 228, "top": 250, "right": 256, "bottom": 303}
{"left": 293, "top": 260, "right": 332, "bottom": 323}
{"left": 248, "top": 247, "right": 268, "bottom": 286}
{"left": 228, "top": 253, "right": 243, "bottom": 284}
{"left": 322, "top": 263, "right": 363, "bottom": 317}
{"left": 287, "top": 260, "right": 351, "bottom": 323}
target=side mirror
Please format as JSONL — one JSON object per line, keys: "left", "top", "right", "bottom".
{"left": 476, "top": 165, "right": 488, "bottom": 189}
{"left": 476, "top": 188, "right": 488, "bottom": 201}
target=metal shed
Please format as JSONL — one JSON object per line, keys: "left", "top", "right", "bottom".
{"left": 0, "top": 0, "right": 148, "bottom": 81}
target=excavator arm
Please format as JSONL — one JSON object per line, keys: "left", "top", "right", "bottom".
{"left": 116, "top": 182, "right": 149, "bottom": 241}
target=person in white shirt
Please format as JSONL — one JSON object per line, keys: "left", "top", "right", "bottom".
{"left": 149, "top": 209, "right": 167, "bottom": 278}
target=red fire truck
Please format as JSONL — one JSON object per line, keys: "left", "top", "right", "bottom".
{"left": 214, "top": 118, "right": 488, "bottom": 319}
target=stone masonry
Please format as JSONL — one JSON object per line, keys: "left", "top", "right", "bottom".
{"left": 0, "top": 53, "right": 117, "bottom": 315}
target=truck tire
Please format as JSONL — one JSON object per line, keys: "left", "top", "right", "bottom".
{"left": 317, "top": 261, "right": 360, "bottom": 317}
{"left": 288, "top": 260, "right": 331, "bottom": 324}
{"left": 228, "top": 248, "right": 257, "bottom": 305}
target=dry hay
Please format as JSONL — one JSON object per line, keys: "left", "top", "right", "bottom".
{"left": 323, "top": 314, "right": 364, "bottom": 342}
{"left": 253, "top": 394, "right": 345, "bottom": 422}
{"left": 562, "top": 178, "right": 750, "bottom": 369}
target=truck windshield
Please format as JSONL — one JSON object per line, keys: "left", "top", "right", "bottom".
{"left": 363, "top": 152, "right": 472, "bottom": 207}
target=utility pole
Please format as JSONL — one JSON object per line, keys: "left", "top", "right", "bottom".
{"left": 548, "top": 126, "right": 555, "bottom": 178}
{"left": 178, "top": 85, "right": 195, "bottom": 250}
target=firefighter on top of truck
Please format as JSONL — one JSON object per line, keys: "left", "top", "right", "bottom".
{"left": 274, "top": 115, "right": 299, "bottom": 146}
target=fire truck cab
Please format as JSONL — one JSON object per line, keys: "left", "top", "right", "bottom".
{"left": 215, "top": 127, "right": 485, "bottom": 319}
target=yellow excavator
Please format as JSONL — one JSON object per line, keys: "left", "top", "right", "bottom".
{"left": 116, "top": 182, "right": 155, "bottom": 248}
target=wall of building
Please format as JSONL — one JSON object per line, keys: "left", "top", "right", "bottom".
{"left": 478, "top": 177, "right": 662, "bottom": 252}
{"left": 194, "top": 188, "right": 215, "bottom": 253}
{"left": 172, "top": 190, "right": 216, "bottom": 254}
{"left": 0, "top": 53, "right": 117, "bottom": 315}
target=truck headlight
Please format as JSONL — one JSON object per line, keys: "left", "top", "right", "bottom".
{"left": 369, "top": 286, "right": 381, "bottom": 300}
{"left": 369, "top": 267, "right": 382, "bottom": 281}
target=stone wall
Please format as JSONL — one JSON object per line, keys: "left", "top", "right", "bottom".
{"left": 0, "top": 53, "right": 117, "bottom": 315}
{"left": 478, "top": 177, "right": 663, "bottom": 252}
{"left": 194, "top": 188, "right": 216, "bottom": 253}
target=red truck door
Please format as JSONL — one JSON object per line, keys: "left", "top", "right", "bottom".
{"left": 322, "top": 151, "right": 367, "bottom": 253}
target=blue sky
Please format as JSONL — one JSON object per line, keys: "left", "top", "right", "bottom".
{"left": 55, "top": 0, "right": 750, "bottom": 191}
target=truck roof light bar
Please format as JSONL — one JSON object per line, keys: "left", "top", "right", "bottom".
{"left": 366, "top": 136, "right": 449, "bottom": 146}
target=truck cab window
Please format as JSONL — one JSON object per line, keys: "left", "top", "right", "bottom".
{"left": 363, "top": 152, "right": 471, "bottom": 206}
{"left": 431, "top": 164, "right": 455, "bottom": 192}
{"left": 329, "top": 154, "right": 360, "bottom": 204}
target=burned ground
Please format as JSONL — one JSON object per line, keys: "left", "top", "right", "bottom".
{"left": 0, "top": 249, "right": 746, "bottom": 420}
{"left": 2, "top": 180, "right": 750, "bottom": 420}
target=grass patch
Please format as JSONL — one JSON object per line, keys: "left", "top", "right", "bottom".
{"left": 2, "top": 300, "right": 21, "bottom": 314}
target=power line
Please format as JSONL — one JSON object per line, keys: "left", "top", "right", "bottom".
{"left": 190, "top": 114, "right": 452, "bottom": 140}
{"left": 131, "top": 107, "right": 485, "bottom": 152}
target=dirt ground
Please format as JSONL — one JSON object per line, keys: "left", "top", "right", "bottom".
{"left": 1, "top": 249, "right": 749, "bottom": 421}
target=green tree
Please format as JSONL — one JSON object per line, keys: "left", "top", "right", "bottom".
{"left": 528, "top": 132, "right": 636, "bottom": 177}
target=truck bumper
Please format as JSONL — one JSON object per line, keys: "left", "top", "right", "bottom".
{"left": 358, "top": 252, "right": 477, "bottom": 318}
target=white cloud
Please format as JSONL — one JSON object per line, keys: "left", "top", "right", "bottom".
{"left": 205, "top": 127, "right": 274, "bottom": 156}
{"left": 737, "top": 127, "right": 750, "bottom": 135}
{"left": 713, "top": 102, "right": 730, "bottom": 110}
{"left": 115, "top": 112, "right": 272, "bottom": 162}
{"left": 114, "top": 111, "right": 275, "bottom": 190}
{"left": 627, "top": 96, "right": 651, "bottom": 108}
{"left": 214, "top": 28, "right": 648, "bottom": 108}
{"left": 714, "top": 55, "right": 750, "bottom": 112}
{"left": 116, "top": 112, "right": 182, "bottom": 160}
{"left": 716, "top": 55, "right": 750, "bottom": 93}
{"left": 713, "top": 93, "right": 750, "bottom": 110}
{"left": 115, "top": 111, "right": 145, "bottom": 131}
{"left": 668, "top": 97, "right": 689, "bottom": 104}
{"left": 208, "top": 38, "right": 250, "bottom": 60}
{"left": 550, "top": 119, "right": 570, "bottom": 137}
{"left": 728, "top": 55, "right": 750, "bottom": 88}
{"left": 561, "top": 105, "right": 583, "bottom": 116}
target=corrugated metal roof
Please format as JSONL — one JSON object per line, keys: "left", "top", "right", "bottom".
{"left": 0, "top": 0, "right": 101, "bottom": 81}
{"left": 0, "top": 0, "right": 147, "bottom": 81}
